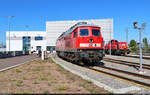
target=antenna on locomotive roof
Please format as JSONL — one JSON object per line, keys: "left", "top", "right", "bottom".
{"left": 69, "top": 22, "right": 87, "bottom": 30}
{"left": 76, "top": 22, "right": 87, "bottom": 25}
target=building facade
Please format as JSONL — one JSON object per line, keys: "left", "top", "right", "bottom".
{"left": 6, "top": 31, "right": 46, "bottom": 52}
{"left": 6, "top": 19, "right": 113, "bottom": 52}
{"left": 46, "top": 19, "right": 113, "bottom": 51}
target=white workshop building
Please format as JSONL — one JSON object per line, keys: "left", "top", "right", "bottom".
{"left": 46, "top": 19, "right": 113, "bottom": 51}
{"left": 6, "top": 19, "right": 113, "bottom": 52}
{"left": 6, "top": 31, "right": 46, "bottom": 52}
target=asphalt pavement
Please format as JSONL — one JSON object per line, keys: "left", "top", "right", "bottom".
{"left": 0, "top": 54, "right": 40, "bottom": 71}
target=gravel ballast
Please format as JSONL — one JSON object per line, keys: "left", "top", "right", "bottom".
{"left": 104, "top": 55, "right": 150, "bottom": 77}
{"left": 105, "top": 55, "right": 150, "bottom": 65}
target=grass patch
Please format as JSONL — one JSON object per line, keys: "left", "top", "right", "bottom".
{"left": 22, "top": 76, "right": 26, "bottom": 80}
{"left": 93, "top": 90, "right": 102, "bottom": 94}
{"left": 47, "top": 72, "right": 51, "bottom": 76}
{"left": 15, "top": 69, "right": 22, "bottom": 73}
{"left": 0, "top": 54, "right": 108, "bottom": 93}
{"left": 43, "top": 90, "right": 49, "bottom": 94}
{"left": 56, "top": 64, "right": 65, "bottom": 73}
{"left": 79, "top": 82, "right": 86, "bottom": 88}
{"left": 70, "top": 77, "right": 75, "bottom": 82}
{"left": 86, "top": 87, "right": 94, "bottom": 93}
{"left": 33, "top": 66, "right": 41, "bottom": 71}
{"left": 50, "top": 79, "right": 57, "bottom": 84}
{"left": 12, "top": 79, "right": 16, "bottom": 81}
{"left": 86, "top": 80, "right": 93, "bottom": 84}
{"left": 16, "top": 80, "right": 23, "bottom": 87}
{"left": 56, "top": 84, "right": 68, "bottom": 91}
{"left": 33, "top": 58, "right": 55, "bottom": 64}
{"left": 32, "top": 81, "right": 39, "bottom": 84}
{"left": 23, "top": 89, "right": 33, "bottom": 94}
{"left": 40, "top": 75, "right": 48, "bottom": 81}
{"left": 47, "top": 82, "right": 51, "bottom": 86}
{"left": 49, "top": 58, "right": 55, "bottom": 63}
{"left": 108, "top": 91, "right": 114, "bottom": 94}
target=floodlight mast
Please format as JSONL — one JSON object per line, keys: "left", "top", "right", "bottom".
{"left": 6, "top": 16, "right": 15, "bottom": 51}
{"left": 133, "top": 22, "right": 146, "bottom": 73}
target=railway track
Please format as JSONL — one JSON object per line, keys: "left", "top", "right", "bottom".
{"left": 125, "top": 55, "right": 150, "bottom": 60}
{"left": 103, "top": 57, "right": 150, "bottom": 70}
{"left": 85, "top": 66, "right": 150, "bottom": 89}
{"left": 94, "top": 66, "right": 150, "bottom": 79}
{"left": 52, "top": 54, "right": 150, "bottom": 90}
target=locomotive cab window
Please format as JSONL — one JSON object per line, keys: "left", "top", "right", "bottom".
{"left": 92, "top": 29, "right": 100, "bottom": 36}
{"left": 80, "top": 29, "right": 89, "bottom": 36}
{"left": 74, "top": 31, "right": 77, "bottom": 37}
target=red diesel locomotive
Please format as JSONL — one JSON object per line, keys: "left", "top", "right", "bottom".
{"left": 104, "top": 40, "right": 130, "bottom": 55}
{"left": 56, "top": 22, "right": 104, "bottom": 64}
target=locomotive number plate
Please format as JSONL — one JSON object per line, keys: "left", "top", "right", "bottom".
{"left": 89, "top": 43, "right": 93, "bottom": 47}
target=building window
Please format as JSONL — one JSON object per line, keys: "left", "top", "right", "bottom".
{"left": 35, "top": 36, "right": 43, "bottom": 40}
{"left": 23, "top": 36, "right": 31, "bottom": 51}
{"left": 46, "top": 46, "right": 55, "bottom": 51}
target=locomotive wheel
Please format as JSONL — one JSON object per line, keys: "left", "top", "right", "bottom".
{"left": 79, "top": 61, "right": 84, "bottom": 66}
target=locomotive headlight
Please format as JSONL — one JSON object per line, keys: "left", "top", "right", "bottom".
{"left": 89, "top": 39, "right": 93, "bottom": 43}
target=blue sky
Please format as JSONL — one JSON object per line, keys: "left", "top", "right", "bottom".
{"left": 0, "top": 0, "right": 150, "bottom": 45}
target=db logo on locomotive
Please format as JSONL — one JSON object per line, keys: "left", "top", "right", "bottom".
{"left": 89, "top": 43, "right": 93, "bottom": 47}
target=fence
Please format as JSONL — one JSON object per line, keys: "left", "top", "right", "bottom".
{"left": 0, "top": 51, "right": 29, "bottom": 58}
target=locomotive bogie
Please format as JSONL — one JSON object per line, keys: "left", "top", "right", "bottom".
{"left": 56, "top": 49, "right": 104, "bottom": 64}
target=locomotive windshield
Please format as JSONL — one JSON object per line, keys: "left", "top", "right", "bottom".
{"left": 92, "top": 29, "right": 100, "bottom": 36}
{"left": 80, "top": 29, "right": 89, "bottom": 36}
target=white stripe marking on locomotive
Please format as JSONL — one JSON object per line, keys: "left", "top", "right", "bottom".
{"left": 80, "top": 43, "right": 89, "bottom": 47}
{"left": 80, "top": 43, "right": 101, "bottom": 47}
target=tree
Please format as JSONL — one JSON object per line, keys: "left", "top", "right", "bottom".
{"left": 129, "top": 40, "right": 137, "bottom": 47}
{"left": 143, "top": 37, "right": 148, "bottom": 48}
{"left": 129, "top": 40, "right": 138, "bottom": 52}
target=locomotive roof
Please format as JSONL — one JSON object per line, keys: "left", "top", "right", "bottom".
{"left": 58, "top": 22, "right": 99, "bottom": 39}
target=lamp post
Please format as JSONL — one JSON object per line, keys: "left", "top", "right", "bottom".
{"left": 25, "top": 25, "right": 30, "bottom": 36}
{"left": 6, "top": 16, "right": 15, "bottom": 51}
{"left": 25, "top": 25, "right": 31, "bottom": 53}
{"left": 126, "top": 27, "right": 128, "bottom": 45}
{"left": 25, "top": 25, "right": 30, "bottom": 30}
{"left": 133, "top": 22, "right": 146, "bottom": 73}
{"left": 109, "top": 22, "right": 111, "bottom": 55}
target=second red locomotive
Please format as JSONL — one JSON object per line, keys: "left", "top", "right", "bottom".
{"left": 56, "top": 22, "right": 104, "bottom": 65}
{"left": 104, "top": 39, "right": 130, "bottom": 55}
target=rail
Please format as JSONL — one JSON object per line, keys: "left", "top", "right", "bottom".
{"left": 125, "top": 55, "right": 150, "bottom": 60}
{"left": 85, "top": 66, "right": 150, "bottom": 88}
{"left": 103, "top": 58, "right": 150, "bottom": 70}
